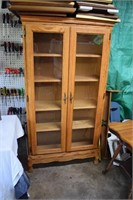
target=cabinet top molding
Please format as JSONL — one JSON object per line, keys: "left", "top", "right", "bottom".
{"left": 20, "top": 16, "right": 115, "bottom": 27}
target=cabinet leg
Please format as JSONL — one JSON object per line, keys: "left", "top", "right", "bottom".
{"left": 94, "top": 157, "right": 99, "bottom": 165}
{"left": 93, "top": 156, "right": 99, "bottom": 165}
{"left": 94, "top": 151, "right": 100, "bottom": 165}
{"left": 28, "top": 157, "right": 33, "bottom": 172}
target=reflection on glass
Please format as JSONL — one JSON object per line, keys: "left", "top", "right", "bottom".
{"left": 72, "top": 129, "right": 94, "bottom": 146}
{"left": 37, "top": 131, "right": 61, "bottom": 147}
{"left": 33, "top": 33, "right": 63, "bottom": 54}
{"left": 34, "top": 57, "right": 62, "bottom": 80}
{"left": 35, "top": 82, "right": 62, "bottom": 102}
{"left": 36, "top": 111, "right": 61, "bottom": 123}
{"left": 77, "top": 34, "right": 103, "bottom": 54}
{"left": 71, "top": 33, "right": 103, "bottom": 147}
{"left": 74, "top": 82, "right": 99, "bottom": 102}
{"left": 73, "top": 109, "right": 96, "bottom": 121}
{"left": 75, "top": 57, "right": 101, "bottom": 81}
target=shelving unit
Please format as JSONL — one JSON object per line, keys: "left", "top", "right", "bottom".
{"left": 21, "top": 16, "right": 114, "bottom": 170}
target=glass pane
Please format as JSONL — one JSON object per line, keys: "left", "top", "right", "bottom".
{"left": 72, "top": 129, "right": 94, "bottom": 147}
{"left": 75, "top": 57, "right": 101, "bottom": 81}
{"left": 36, "top": 111, "right": 61, "bottom": 123}
{"left": 72, "top": 109, "right": 95, "bottom": 131}
{"left": 33, "top": 33, "right": 63, "bottom": 54}
{"left": 73, "top": 109, "right": 96, "bottom": 121}
{"left": 33, "top": 32, "right": 63, "bottom": 151}
{"left": 36, "top": 111, "right": 61, "bottom": 149}
{"left": 34, "top": 57, "right": 62, "bottom": 81}
{"left": 74, "top": 82, "right": 99, "bottom": 103}
{"left": 37, "top": 131, "right": 61, "bottom": 148}
{"left": 71, "top": 33, "right": 103, "bottom": 148}
{"left": 35, "top": 82, "right": 62, "bottom": 102}
{"left": 77, "top": 34, "right": 103, "bottom": 54}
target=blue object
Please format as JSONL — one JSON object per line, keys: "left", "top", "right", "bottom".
{"left": 110, "top": 102, "right": 120, "bottom": 122}
{"left": 15, "top": 172, "right": 30, "bottom": 199}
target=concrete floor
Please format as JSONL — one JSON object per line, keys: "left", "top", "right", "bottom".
{"left": 27, "top": 159, "right": 130, "bottom": 200}
{"left": 18, "top": 136, "right": 130, "bottom": 199}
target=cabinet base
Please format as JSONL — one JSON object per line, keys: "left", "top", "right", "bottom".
{"left": 28, "top": 149, "right": 100, "bottom": 172}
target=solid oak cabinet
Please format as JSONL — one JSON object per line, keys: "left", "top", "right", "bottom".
{"left": 21, "top": 16, "right": 113, "bottom": 169}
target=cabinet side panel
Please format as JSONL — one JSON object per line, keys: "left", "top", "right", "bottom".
{"left": 25, "top": 25, "right": 37, "bottom": 154}
{"left": 93, "top": 28, "right": 112, "bottom": 146}
{"left": 22, "top": 25, "right": 32, "bottom": 154}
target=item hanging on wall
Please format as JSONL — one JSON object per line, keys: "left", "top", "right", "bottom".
{"left": 1, "top": 0, "right": 10, "bottom": 9}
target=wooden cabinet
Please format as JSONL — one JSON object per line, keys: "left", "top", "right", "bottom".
{"left": 22, "top": 16, "right": 113, "bottom": 169}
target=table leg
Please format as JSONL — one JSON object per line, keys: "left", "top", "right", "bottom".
{"left": 102, "top": 142, "right": 123, "bottom": 174}
{"left": 128, "top": 183, "right": 133, "bottom": 199}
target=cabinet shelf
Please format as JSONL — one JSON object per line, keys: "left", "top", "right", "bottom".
{"left": 73, "top": 119, "right": 94, "bottom": 130}
{"left": 34, "top": 53, "right": 62, "bottom": 57}
{"left": 72, "top": 141, "right": 92, "bottom": 147}
{"left": 34, "top": 76, "right": 61, "bottom": 82}
{"left": 76, "top": 54, "right": 101, "bottom": 58}
{"left": 36, "top": 122, "right": 61, "bottom": 132}
{"left": 75, "top": 75, "right": 99, "bottom": 82}
{"left": 35, "top": 101, "right": 61, "bottom": 111}
{"left": 37, "top": 144, "right": 61, "bottom": 150}
{"left": 37, "top": 145, "right": 61, "bottom": 154}
{"left": 35, "top": 100, "right": 96, "bottom": 111}
{"left": 74, "top": 99, "right": 96, "bottom": 109}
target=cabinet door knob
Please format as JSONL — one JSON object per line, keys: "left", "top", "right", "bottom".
{"left": 63, "top": 93, "right": 67, "bottom": 104}
{"left": 70, "top": 92, "right": 73, "bottom": 104}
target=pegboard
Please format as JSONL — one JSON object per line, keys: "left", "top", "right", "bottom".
{"left": 0, "top": 6, "right": 26, "bottom": 124}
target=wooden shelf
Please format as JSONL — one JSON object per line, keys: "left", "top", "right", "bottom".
{"left": 34, "top": 76, "right": 61, "bottom": 82}
{"left": 36, "top": 145, "right": 62, "bottom": 154}
{"left": 75, "top": 75, "right": 99, "bottom": 82}
{"left": 37, "top": 144, "right": 61, "bottom": 151}
{"left": 76, "top": 54, "right": 101, "bottom": 58}
{"left": 35, "top": 101, "right": 61, "bottom": 111}
{"left": 37, "top": 144, "right": 61, "bottom": 149}
{"left": 35, "top": 100, "right": 96, "bottom": 111}
{"left": 72, "top": 141, "right": 92, "bottom": 147}
{"left": 36, "top": 122, "right": 61, "bottom": 132}
{"left": 34, "top": 53, "right": 62, "bottom": 57}
{"left": 74, "top": 99, "right": 96, "bottom": 109}
{"left": 72, "top": 119, "right": 94, "bottom": 130}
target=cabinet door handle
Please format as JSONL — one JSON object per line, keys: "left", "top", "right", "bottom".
{"left": 63, "top": 93, "right": 67, "bottom": 104}
{"left": 70, "top": 92, "right": 73, "bottom": 104}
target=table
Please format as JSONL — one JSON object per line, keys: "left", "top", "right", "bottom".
{"left": 0, "top": 115, "right": 24, "bottom": 200}
{"left": 103, "top": 120, "right": 133, "bottom": 199}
